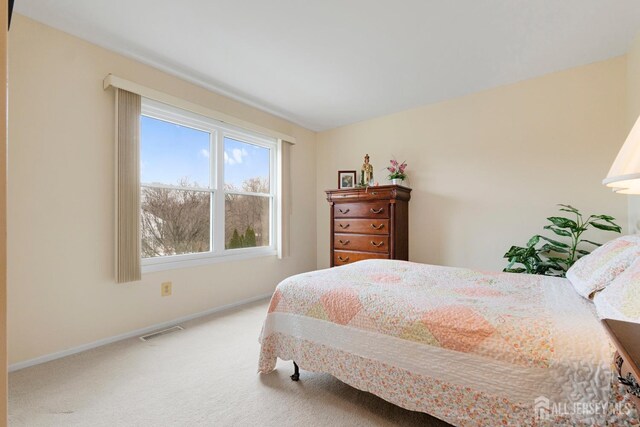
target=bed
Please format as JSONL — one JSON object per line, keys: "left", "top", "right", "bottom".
{"left": 258, "top": 259, "right": 639, "bottom": 426}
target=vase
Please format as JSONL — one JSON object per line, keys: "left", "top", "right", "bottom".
{"left": 391, "top": 178, "right": 401, "bottom": 185}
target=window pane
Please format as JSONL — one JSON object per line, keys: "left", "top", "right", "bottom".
{"left": 223, "top": 137, "right": 270, "bottom": 193}
{"left": 142, "top": 187, "right": 211, "bottom": 258}
{"left": 141, "top": 115, "right": 211, "bottom": 188}
{"left": 225, "top": 194, "right": 270, "bottom": 249}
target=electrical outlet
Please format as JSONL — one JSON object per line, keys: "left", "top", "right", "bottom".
{"left": 161, "top": 281, "right": 172, "bottom": 297}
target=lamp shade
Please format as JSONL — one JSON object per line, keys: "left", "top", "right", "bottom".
{"left": 603, "top": 114, "right": 640, "bottom": 194}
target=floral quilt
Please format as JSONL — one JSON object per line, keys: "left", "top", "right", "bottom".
{"left": 258, "top": 260, "right": 639, "bottom": 426}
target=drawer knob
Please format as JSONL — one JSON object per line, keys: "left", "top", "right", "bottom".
{"left": 370, "top": 207, "right": 384, "bottom": 214}
{"left": 371, "top": 191, "right": 378, "bottom": 195}
{"left": 370, "top": 223, "right": 384, "bottom": 230}
{"left": 338, "top": 256, "right": 350, "bottom": 262}
{"left": 338, "top": 223, "right": 350, "bottom": 229}
{"left": 371, "top": 241, "right": 384, "bottom": 247}
{"left": 338, "top": 208, "right": 350, "bottom": 214}
{"left": 339, "top": 239, "right": 350, "bottom": 245}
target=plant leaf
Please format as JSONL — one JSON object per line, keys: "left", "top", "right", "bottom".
{"left": 581, "top": 239, "right": 602, "bottom": 247}
{"left": 576, "top": 249, "right": 591, "bottom": 256}
{"left": 558, "top": 204, "right": 578, "bottom": 211}
{"left": 503, "top": 245, "right": 526, "bottom": 258}
{"left": 543, "top": 225, "right": 572, "bottom": 237}
{"left": 526, "top": 235, "right": 540, "bottom": 248}
{"left": 558, "top": 204, "right": 581, "bottom": 216}
{"left": 539, "top": 243, "right": 570, "bottom": 254}
{"left": 542, "top": 243, "right": 569, "bottom": 253}
{"left": 591, "top": 214, "right": 615, "bottom": 221}
{"left": 503, "top": 267, "right": 526, "bottom": 273}
{"left": 591, "top": 215, "right": 621, "bottom": 227}
{"left": 547, "top": 216, "right": 578, "bottom": 230}
{"left": 538, "top": 235, "right": 570, "bottom": 248}
{"left": 589, "top": 222, "right": 622, "bottom": 233}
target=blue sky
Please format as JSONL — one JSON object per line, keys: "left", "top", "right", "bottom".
{"left": 223, "top": 137, "right": 270, "bottom": 190}
{"left": 141, "top": 116, "right": 270, "bottom": 189}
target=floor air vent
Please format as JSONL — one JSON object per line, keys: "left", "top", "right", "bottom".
{"left": 139, "top": 325, "right": 184, "bottom": 341}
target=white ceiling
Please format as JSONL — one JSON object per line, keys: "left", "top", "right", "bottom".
{"left": 14, "top": 1, "right": 640, "bottom": 131}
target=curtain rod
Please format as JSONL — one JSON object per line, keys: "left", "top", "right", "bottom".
{"left": 103, "top": 74, "right": 296, "bottom": 144}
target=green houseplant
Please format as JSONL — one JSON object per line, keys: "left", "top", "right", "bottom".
{"left": 503, "top": 204, "right": 621, "bottom": 277}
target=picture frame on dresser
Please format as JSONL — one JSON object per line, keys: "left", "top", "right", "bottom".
{"left": 338, "top": 170, "right": 357, "bottom": 189}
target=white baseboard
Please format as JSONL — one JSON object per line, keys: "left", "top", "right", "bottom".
{"left": 9, "top": 293, "right": 272, "bottom": 373}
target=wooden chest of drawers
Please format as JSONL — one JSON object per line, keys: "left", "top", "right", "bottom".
{"left": 325, "top": 185, "right": 411, "bottom": 267}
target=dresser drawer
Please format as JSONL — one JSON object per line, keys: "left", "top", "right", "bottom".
{"left": 359, "top": 187, "right": 394, "bottom": 200}
{"left": 327, "top": 190, "right": 360, "bottom": 202}
{"left": 334, "top": 202, "right": 389, "bottom": 219}
{"left": 334, "top": 233, "right": 389, "bottom": 253}
{"left": 334, "top": 219, "right": 389, "bottom": 235}
{"left": 334, "top": 250, "right": 389, "bottom": 265}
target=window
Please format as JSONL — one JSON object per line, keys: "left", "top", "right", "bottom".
{"left": 223, "top": 137, "right": 273, "bottom": 249}
{"left": 140, "top": 99, "right": 277, "bottom": 271}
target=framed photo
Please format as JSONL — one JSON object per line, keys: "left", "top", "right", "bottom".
{"left": 338, "top": 170, "right": 357, "bottom": 189}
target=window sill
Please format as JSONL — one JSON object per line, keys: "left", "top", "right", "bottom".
{"left": 141, "top": 247, "right": 278, "bottom": 274}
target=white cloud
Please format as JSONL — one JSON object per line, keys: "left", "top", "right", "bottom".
{"left": 224, "top": 151, "right": 234, "bottom": 165}
{"left": 200, "top": 149, "right": 210, "bottom": 158}
{"left": 233, "top": 148, "right": 247, "bottom": 164}
{"left": 225, "top": 147, "right": 248, "bottom": 165}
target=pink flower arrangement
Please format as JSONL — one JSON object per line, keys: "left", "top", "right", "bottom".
{"left": 387, "top": 158, "right": 407, "bottom": 180}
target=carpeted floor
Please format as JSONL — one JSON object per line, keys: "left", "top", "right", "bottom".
{"left": 9, "top": 300, "right": 451, "bottom": 427}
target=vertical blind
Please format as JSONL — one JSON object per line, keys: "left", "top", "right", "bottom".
{"left": 116, "top": 89, "right": 142, "bottom": 283}
{"left": 278, "top": 140, "right": 293, "bottom": 259}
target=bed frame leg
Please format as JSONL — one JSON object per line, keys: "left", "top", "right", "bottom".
{"left": 290, "top": 361, "right": 300, "bottom": 381}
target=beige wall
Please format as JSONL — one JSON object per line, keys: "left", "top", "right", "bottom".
{"left": 316, "top": 58, "right": 629, "bottom": 271}
{"left": 625, "top": 33, "right": 640, "bottom": 233}
{"left": 627, "top": 33, "right": 640, "bottom": 124}
{"left": 7, "top": 15, "right": 317, "bottom": 364}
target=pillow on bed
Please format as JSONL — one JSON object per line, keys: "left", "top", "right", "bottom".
{"left": 566, "top": 234, "right": 640, "bottom": 299}
{"left": 593, "top": 257, "right": 640, "bottom": 322}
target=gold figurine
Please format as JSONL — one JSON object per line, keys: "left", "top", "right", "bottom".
{"left": 361, "top": 154, "right": 374, "bottom": 186}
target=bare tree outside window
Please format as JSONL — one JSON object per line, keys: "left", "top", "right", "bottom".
{"left": 141, "top": 181, "right": 210, "bottom": 258}
{"left": 225, "top": 177, "right": 270, "bottom": 249}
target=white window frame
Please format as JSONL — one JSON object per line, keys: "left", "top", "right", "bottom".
{"left": 140, "top": 99, "right": 278, "bottom": 273}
